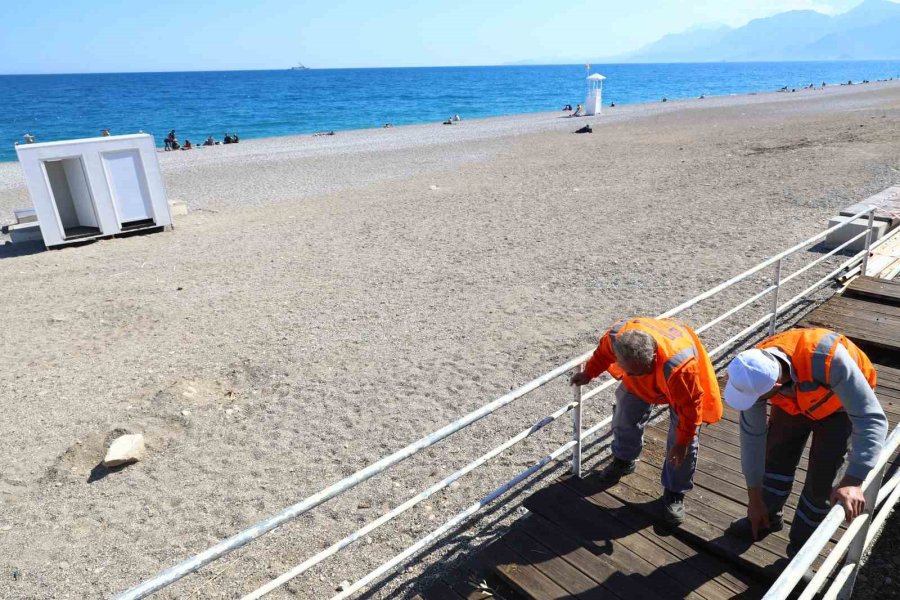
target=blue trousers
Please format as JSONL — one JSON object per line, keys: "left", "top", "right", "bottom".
{"left": 611, "top": 385, "right": 699, "bottom": 494}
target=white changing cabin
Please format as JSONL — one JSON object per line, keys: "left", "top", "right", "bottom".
{"left": 15, "top": 134, "right": 172, "bottom": 248}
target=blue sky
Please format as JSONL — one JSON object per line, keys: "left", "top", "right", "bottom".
{"left": 0, "top": 0, "right": 877, "bottom": 73}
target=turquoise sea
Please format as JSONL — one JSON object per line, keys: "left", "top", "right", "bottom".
{"left": 2, "top": 61, "right": 900, "bottom": 163}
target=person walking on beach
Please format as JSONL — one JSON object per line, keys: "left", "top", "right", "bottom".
{"left": 723, "top": 327, "right": 887, "bottom": 556}
{"left": 570, "top": 317, "right": 723, "bottom": 525}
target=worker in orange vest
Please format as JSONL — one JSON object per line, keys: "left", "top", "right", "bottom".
{"left": 724, "top": 328, "right": 887, "bottom": 555}
{"left": 571, "top": 317, "right": 723, "bottom": 525}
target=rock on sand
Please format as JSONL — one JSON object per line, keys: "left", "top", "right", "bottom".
{"left": 103, "top": 434, "right": 146, "bottom": 467}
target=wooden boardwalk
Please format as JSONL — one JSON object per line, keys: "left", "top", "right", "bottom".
{"left": 415, "top": 277, "right": 900, "bottom": 600}
{"left": 802, "top": 277, "right": 900, "bottom": 352}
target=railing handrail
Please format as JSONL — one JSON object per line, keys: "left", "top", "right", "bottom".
{"left": 115, "top": 206, "right": 881, "bottom": 600}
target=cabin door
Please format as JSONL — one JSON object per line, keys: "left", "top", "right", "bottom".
{"left": 103, "top": 150, "right": 155, "bottom": 226}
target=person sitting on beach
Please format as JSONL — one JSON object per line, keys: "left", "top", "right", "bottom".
{"left": 452, "top": 115, "right": 461, "bottom": 122}
{"left": 573, "top": 104, "right": 584, "bottom": 117}
{"left": 232, "top": 133, "right": 240, "bottom": 143}
{"left": 203, "top": 136, "right": 215, "bottom": 146}
{"left": 383, "top": 123, "right": 393, "bottom": 128}
{"left": 443, "top": 118, "right": 453, "bottom": 125}
{"left": 610, "top": 101, "right": 616, "bottom": 107}
{"left": 563, "top": 104, "right": 573, "bottom": 111}
{"left": 182, "top": 139, "right": 193, "bottom": 150}
{"left": 171, "top": 140, "right": 180, "bottom": 150}
{"left": 223, "top": 134, "right": 233, "bottom": 144}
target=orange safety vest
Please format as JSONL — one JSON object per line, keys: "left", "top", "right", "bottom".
{"left": 608, "top": 317, "right": 723, "bottom": 423}
{"left": 757, "top": 328, "right": 877, "bottom": 420}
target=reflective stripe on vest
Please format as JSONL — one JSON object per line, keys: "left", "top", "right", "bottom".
{"left": 801, "top": 331, "right": 840, "bottom": 418}
{"left": 803, "top": 391, "right": 835, "bottom": 418}
{"left": 810, "top": 331, "right": 840, "bottom": 385}
{"left": 664, "top": 345, "right": 698, "bottom": 380}
{"left": 608, "top": 319, "right": 627, "bottom": 343}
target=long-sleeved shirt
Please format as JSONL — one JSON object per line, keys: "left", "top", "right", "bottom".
{"left": 739, "top": 345, "right": 888, "bottom": 487}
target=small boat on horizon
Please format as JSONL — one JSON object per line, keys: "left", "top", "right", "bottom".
{"left": 290, "top": 63, "right": 310, "bottom": 71}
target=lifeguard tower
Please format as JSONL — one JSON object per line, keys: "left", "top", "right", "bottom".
{"left": 585, "top": 73, "right": 605, "bottom": 116}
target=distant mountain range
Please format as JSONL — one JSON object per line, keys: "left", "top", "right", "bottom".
{"left": 513, "top": 0, "right": 900, "bottom": 64}
{"left": 622, "top": 0, "right": 900, "bottom": 62}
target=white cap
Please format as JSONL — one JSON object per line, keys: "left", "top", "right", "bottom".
{"left": 724, "top": 349, "right": 781, "bottom": 411}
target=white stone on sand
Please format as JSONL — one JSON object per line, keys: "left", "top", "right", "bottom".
{"left": 103, "top": 434, "right": 146, "bottom": 467}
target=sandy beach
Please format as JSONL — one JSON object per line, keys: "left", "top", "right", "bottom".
{"left": 1, "top": 81, "right": 899, "bottom": 599}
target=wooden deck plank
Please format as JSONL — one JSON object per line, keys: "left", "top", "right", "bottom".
{"left": 445, "top": 578, "right": 498, "bottom": 600}
{"left": 521, "top": 515, "right": 737, "bottom": 600}
{"left": 490, "top": 541, "right": 572, "bottom": 600}
{"left": 644, "top": 424, "right": 811, "bottom": 484}
{"left": 635, "top": 455, "right": 845, "bottom": 544}
{"left": 502, "top": 527, "right": 628, "bottom": 600}
{"left": 825, "top": 295, "right": 900, "bottom": 317}
{"left": 419, "top": 580, "right": 466, "bottom": 600}
{"left": 845, "top": 276, "right": 900, "bottom": 304}
{"left": 579, "top": 468, "right": 787, "bottom": 575}
{"left": 611, "top": 460, "right": 793, "bottom": 560}
{"left": 555, "top": 476, "right": 764, "bottom": 596}
{"left": 877, "top": 376, "right": 900, "bottom": 393}
{"left": 444, "top": 545, "right": 520, "bottom": 600}
{"left": 803, "top": 299, "right": 900, "bottom": 323}
{"left": 699, "top": 418, "right": 809, "bottom": 463}
{"left": 524, "top": 487, "right": 708, "bottom": 600}
{"left": 526, "top": 484, "right": 750, "bottom": 599}
{"left": 806, "top": 302, "right": 900, "bottom": 332}
{"left": 518, "top": 515, "right": 659, "bottom": 600}
{"left": 802, "top": 307, "right": 900, "bottom": 349}
{"left": 875, "top": 382, "right": 900, "bottom": 400}
{"left": 875, "top": 364, "right": 900, "bottom": 383}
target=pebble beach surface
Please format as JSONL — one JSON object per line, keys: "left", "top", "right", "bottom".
{"left": 0, "top": 81, "right": 899, "bottom": 599}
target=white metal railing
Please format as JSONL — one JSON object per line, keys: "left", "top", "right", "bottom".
{"left": 763, "top": 425, "right": 900, "bottom": 600}
{"left": 114, "top": 205, "right": 892, "bottom": 600}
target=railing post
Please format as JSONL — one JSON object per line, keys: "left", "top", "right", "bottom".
{"left": 768, "top": 258, "right": 783, "bottom": 336}
{"left": 835, "top": 464, "right": 886, "bottom": 599}
{"left": 572, "top": 364, "right": 584, "bottom": 478}
{"left": 860, "top": 208, "right": 876, "bottom": 277}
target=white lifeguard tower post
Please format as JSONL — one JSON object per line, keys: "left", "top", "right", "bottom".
{"left": 585, "top": 73, "right": 606, "bottom": 116}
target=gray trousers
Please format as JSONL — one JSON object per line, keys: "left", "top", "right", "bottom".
{"left": 761, "top": 406, "right": 851, "bottom": 548}
{"left": 611, "top": 385, "right": 699, "bottom": 494}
